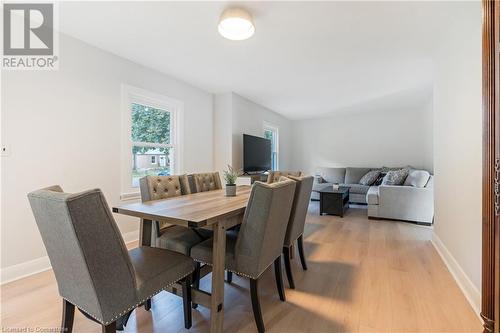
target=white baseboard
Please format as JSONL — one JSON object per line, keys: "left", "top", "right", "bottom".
{"left": 0, "top": 256, "right": 52, "bottom": 285}
{"left": 431, "top": 232, "right": 481, "bottom": 318}
{"left": 0, "top": 230, "right": 139, "bottom": 285}
{"left": 122, "top": 229, "right": 140, "bottom": 244}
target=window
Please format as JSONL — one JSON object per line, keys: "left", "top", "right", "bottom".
{"left": 264, "top": 123, "right": 279, "bottom": 171}
{"left": 121, "top": 85, "right": 183, "bottom": 199}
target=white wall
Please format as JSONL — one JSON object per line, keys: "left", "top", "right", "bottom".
{"left": 431, "top": 2, "right": 482, "bottom": 311}
{"left": 213, "top": 93, "right": 233, "bottom": 175}
{"left": 213, "top": 92, "right": 294, "bottom": 176}
{"left": 292, "top": 92, "right": 434, "bottom": 175}
{"left": 231, "top": 93, "right": 293, "bottom": 171}
{"left": 1, "top": 34, "right": 214, "bottom": 275}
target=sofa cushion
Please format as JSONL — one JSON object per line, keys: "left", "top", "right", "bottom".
{"left": 313, "top": 183, "right": 332, "bottom": 192}
{"left": 366, "top": 186, "right": 379, "bottom": 205}
{"left": 316, "top": 167, "right": 346, "bottom": 184}
{"left": 345, "top": 167, "right": 372, "bottom": 184}
{"left": 341, "top": 183, "right": 369, "bottom": 195}
{"left": 359, "top": 170, "right": 381, "bottom": 186}
{"left": 404, "top": 170, "right": 431, "bottom": 188}
{"left": 382, "top": 168, "right": 409, "bottom": 186}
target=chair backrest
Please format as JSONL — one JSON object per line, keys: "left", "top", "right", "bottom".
{"left": 235, "top": 179, "right": 296, "bottom": 278}
{"left": 283, "top": 176, "right": 314, "bottom": 247}
{"left": 267, "top": 171, "right": 302, "bottom": 183}
{"left": 27, "top": 186, "right": 137, "bottom": 324}
{"left": 190, "top": 172, "right": 222, "bottom": 193}
{"left": 139, "top": 175, "right": 191, "bottom": 202}
{"left": 139, "top": 175, "right": 191, "bottom": 236}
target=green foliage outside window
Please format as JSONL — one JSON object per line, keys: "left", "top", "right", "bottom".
{"left": 131, "top": 103, "right": 171, "bottom": 154}
{"left": 131, "top": 103, "right": 172, "bottom": 184}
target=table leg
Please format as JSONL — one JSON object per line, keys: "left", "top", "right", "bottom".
{"left": 319, "top": 194, "right": 323, "bottom": 215}
{"left": 210, "top": 221, "right": 226, "bottom": 333}
{"left": 139, "top": 219, "right": 152, "bottom": 247}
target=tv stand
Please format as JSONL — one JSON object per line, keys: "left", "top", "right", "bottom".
{"left": 236, "top": 174, "right": 268, "bottom": 185}
{"left": 242, "top": 171, "right": 267, "bottom": 176}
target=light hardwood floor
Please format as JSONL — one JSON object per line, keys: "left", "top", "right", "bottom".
{"left": 1, "top": 202, "right": 482, "bottom": 332}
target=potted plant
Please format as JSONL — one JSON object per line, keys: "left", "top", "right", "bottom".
{"left": 223, "top": 165, "right": 239, "bottom": 196}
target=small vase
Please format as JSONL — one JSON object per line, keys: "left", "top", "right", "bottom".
{"left": 225, "top": 184, "right": 236, "bottom": 196}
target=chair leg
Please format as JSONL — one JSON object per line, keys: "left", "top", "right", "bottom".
{"left": 144, "top": 298, "right": 151, "bottom": 311}
{"left": 102, "top": 321, "right": 116, "bottom": 333}
{"left": 115, "top": 310, "right": 132, "bottom": 331}
{"left": 181, "top": 275, "right": 193, "bottom": 329}
{"left": 192, "top": 262, "right": 200, "bottom": 309}
{"left": 297, "top": 235, "right": 308, "bottom": 271}
{"left": 226, "top": 271, "right": 233, "bottom": 283}
{"left": 274, "top": 256, "right": 286, "bottom": 301}
{"left": 283, "top": 247, "right": 295, "bottom": 289}
{"left": 250, "top": 278, "right": 265, "bottom": 333}
{"left": 61, "top": 299, "right": 75, "bottom": 333}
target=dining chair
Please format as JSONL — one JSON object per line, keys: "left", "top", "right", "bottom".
{"left": 191, "top": 179, "right": 297, "bottom": 333}
{"left": 281, "top": 175, "right": 314, "bottom": 289}
{"left": 27, "top": 186, "right": 195, "bottom": 333}
{"left": 139, "top": 175, "right": 207, "bottom": 256}
{"left": 188, "top": 171, "right": 241, "bottom": 284}
{"left": 140, "top": 174, "right": 214, "bottom": 309}
{"left": 267, "top": 171, "right": 302, "bottom": 183}
{"left": 189, "top": 172, "right": 222, "bottom": 193}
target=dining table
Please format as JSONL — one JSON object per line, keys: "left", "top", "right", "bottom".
{"left": 112, "top": 185, "right": 252, "bottom": 333}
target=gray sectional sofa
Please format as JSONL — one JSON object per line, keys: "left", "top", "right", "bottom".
{"left": 312, "top": 166, "right": 434, "bottom": 224}
{"left": 312, "top": 167, "right": 373, "bottom": 203}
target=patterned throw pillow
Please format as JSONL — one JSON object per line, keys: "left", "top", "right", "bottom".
{"left": 373, "top": 173, "right": 386, "bottom": 186}
{"left": 359, "top": 170, "right": 381, "bottom": 186}
{"left": 382, "top": 168, "right": 409, "bottom": 186}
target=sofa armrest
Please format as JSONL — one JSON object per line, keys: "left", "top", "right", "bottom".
{"left": 378, "top": 185, "right": 434, "bottom": 223}
{"left": 379, "top": 185, "right": 433, "bottom": 205}
{"left": 314, "top": 175, "right": 324, "bottom": 184}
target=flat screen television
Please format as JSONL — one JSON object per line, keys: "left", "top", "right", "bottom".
{"left": 243, "top": 134, "right": 271, "bottom": 173}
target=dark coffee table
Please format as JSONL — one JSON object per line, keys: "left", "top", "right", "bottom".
{"left": 317, "top": 186, "right": 350, "bottom": 217}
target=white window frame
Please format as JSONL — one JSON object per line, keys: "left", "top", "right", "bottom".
{"left": 263, "top": 122, "right": 279, "bottom": 171}
{"left": 121, "top": 84, "right": 184, "bottom": 200}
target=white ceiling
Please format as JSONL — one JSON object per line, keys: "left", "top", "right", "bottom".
{"left": 58, "top": 1, "right": 464, "bottom": 119}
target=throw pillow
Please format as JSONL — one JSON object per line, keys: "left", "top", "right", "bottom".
{"left": 359, "top": 170, "right": 381, "bottom": 186}
{"left": 382, "top": 168, "right": 409, "bottom": 186}
{"left": 373, "top": 172, "right": 386, "bottom": 186}
{"left": 403, "top": 170, "right": 431, "bottom": 188}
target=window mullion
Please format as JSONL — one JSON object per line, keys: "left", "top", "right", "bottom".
{"left": 132, "top": 141, "right": 174, "bottom": 149}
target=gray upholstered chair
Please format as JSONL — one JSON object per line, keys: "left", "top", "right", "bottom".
{"left": 281, "top": 175, "right": 314, "bottom": 289}
{"left": 191, "top": 179, "right": 297, "bottom": 333}
{"left": 27, "top": 186, "right": 195, "bottom": 333}
{"left": 139, "top": 175, "right": 207, "bottom": 256}
{"left": 139, "top": 174, "right": 212, "bottom": 310}
{"left": 189, "top": 172, "right": 222, "bottom": 193}
{"left": 267, "top": 171, "right": 302, "bottom": 183}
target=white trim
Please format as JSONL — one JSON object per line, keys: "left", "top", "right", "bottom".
{"left": 263, "top": 121, "right": 279, "bottom": 170}
{"left": 122, "top": 229, "right": 140, "bottom": 243}
{"left": 0, "top": 230, "right": 140, "bottom": 285}
{"left": 0, "top": 256, "right": 51, "bottom": 285}
{"left": 431, "top": 232, "right": 481, "bottom": 319}
{"left": 119, "top": 191, "right": 141, "bottom": 201}
{"left": 120, "top": 84, "right": 184, "bottom": 197}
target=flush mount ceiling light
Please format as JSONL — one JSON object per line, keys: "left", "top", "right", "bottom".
{"left": 218, "top": 8, "right": 255, "bottom": 41}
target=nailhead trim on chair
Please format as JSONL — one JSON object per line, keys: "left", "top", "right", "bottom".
{"left": 193, "top": 259, "right": 274, "bottom": 280}
{"left": 64, "top": 270, "right": 193, "bottom": 325}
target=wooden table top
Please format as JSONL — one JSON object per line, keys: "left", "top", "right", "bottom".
{"left": 112, "top": 186, "right": 252, "bottom": 228}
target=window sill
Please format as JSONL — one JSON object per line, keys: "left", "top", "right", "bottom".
{"left": 120, "top": 192, "right": 141, "bottom": 202}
